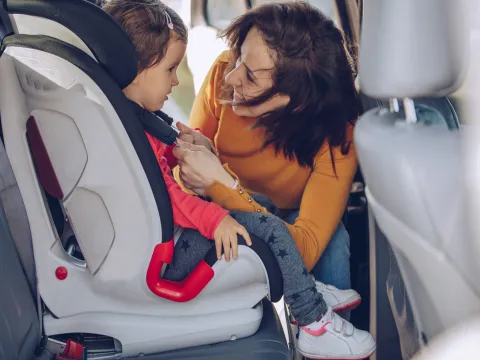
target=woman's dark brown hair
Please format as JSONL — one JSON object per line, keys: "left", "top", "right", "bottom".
{"left": 103, "top": 0, "right": 187, "bottom": 72}
{"left": 222, "top": 2, "right": 358, "bottom": 170}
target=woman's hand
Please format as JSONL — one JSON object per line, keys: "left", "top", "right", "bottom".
{"left": 176, "top": 122, "right": 218, "bottom": 156}
{"left": 214, "top": 215, "right": 252, "bottom": 261}
{"left": 173, "top": 139, "right": 235, "bottom": 195}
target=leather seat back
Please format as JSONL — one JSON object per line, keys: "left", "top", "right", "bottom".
{"left": 356, "top": 0, "right": 477, "bottom": 346}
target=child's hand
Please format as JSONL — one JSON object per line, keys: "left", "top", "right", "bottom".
{"left": 214, "top": 215, "right": 252, "bottom": 261}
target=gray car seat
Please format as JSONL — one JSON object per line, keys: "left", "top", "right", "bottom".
{"left": 359, "top": 95, "right": 461, "bottom": 360}
{"left": 0, "top": 154, "right": 41, "bottom": 360}
{"left": 356, "top": 0, "right": 478, "bottom": 357}
{"left": 0, "top": 1, "right": 291, "bottom": 359}
{"left": 0, "top": 136, "right": 291, "bottom": 360}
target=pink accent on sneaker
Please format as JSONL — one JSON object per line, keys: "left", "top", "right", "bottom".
{"left": 333, "top": 298, "right": 362, "bottom": 313}
{"left": 307, "top": 354, "right": 374, "bottom": 360}
{"left": 302, "top": 321, "right": 331, "bottom": 336}
{"left": 290, "top": 298, "right": 362, "bottom": 326}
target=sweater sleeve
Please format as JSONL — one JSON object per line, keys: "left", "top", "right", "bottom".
{"left": 283, "top": 142, "right": 357, "bottom": 271}
{"left": 204, "top": 132, "right": 358, "bottom": 271}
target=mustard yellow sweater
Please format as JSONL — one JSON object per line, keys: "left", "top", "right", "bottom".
{"left": 185, "top": 51, "right": 358, "bottom": 271}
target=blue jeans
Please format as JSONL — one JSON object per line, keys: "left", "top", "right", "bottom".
{"left": 252, "top": 194, "right": 351, "bottom": 290}
{"left": 282, "top": 211, "right": 351, "bottom": 291}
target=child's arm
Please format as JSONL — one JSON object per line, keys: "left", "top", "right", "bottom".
{"left": 158, "top": 156, "right": 228, "bottom": 239}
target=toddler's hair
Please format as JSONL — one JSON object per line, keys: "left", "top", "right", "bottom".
{"left": 103, "top": 0, "right": 187, "bottom": 72}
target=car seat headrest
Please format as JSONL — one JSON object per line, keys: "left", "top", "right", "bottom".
{"left": 359, "top": 0, "right": 468, "bottom": 99}
{"left": 3, "top": 0, "right": 138, "bottom": 89}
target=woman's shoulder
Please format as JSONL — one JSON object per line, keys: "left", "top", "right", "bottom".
{"left": 208, "top": 50, "right": 232, "bottom": 84}
{"left": 199, "top": 51, "right": 233, "bottom": 117}
{"left": 216, "top": 50, "right": 231, "bottom": 64}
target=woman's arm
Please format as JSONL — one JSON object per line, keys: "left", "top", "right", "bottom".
{"left": 173, "top": 137, "right": 357, "bottom": 270}
{"left": 284, "top": 145, "right": 358, "bottom": 271}
{"left": 203, "top": 144, "right": 358, "bottom": 271}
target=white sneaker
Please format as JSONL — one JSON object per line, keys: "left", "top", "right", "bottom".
{"left": 315, "top": 281, "right": 361, "bottom": 313}
{"left": 298, "top": 307, "right": 376, "bottom": 360}
{"left": 290, "top": 282, "right": 361, "bottom": 326}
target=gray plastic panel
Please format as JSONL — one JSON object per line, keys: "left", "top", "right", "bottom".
{"left": 357, "top": 108, "right": 480, "bottom": 344}
{"left": 0, "top": 195, "right": 40, "bottom": 360}
{"left": 130, "top": 300, "right": 291, "bottom": 360}
{"left": 371, "top": 218, "right": 418, "bottom": 360}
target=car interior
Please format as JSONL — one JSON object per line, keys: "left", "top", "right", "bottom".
{"left": 0, "top": 0, "right": 478, "bottom": 360}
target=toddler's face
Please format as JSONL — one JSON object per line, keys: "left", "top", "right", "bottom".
{"left": 125, "top": 39, "right": 186, "bottom": 112}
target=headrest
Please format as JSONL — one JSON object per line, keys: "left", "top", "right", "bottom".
{"left": 3, "top": 0, "right": 138, "bottom": 89}
{"left": 359, "top": 0, "right": 468, "bottom": 99}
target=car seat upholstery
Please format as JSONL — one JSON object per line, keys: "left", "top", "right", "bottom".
{"left": 0, "top": 152, "right": 40, "bottom": 360}
{"left": 0, "top": 0, "right": 283, "bottom": 356}
{"left": 0, "top": 126, "right": 290, "bottom": 360}
{"left": 356, "top": 0, "right": 478, "bottom": 349}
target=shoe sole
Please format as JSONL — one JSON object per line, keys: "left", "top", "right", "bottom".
{"left": 290, "top": 298, "right": 361, "bottom": 326}
{"left": 298, "top": 345, "right": 376, "bottom": 360}
{"left": 332, "top": 297, "right": 361, "bottom": 314}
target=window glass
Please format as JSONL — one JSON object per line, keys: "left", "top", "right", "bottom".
{"left": 206, "top": 0, "right": 248, "bottom": 30}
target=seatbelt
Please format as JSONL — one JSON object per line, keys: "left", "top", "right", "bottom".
{"left": 127, "top": 99, "right": 178, "bottom": 146}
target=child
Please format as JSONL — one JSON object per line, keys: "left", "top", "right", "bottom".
{"left": 103, "top": 1, "right": 375, "bottom": 359}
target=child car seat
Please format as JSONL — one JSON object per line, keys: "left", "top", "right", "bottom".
{"left": 0, "top": 0, "right": 284, "bottom": 356}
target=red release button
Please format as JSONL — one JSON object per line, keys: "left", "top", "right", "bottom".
{"left": 55, "top": 266, "right": 68, "bottom": 280}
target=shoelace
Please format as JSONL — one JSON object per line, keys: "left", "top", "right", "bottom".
{"left": 332, "top": 312, "right": 355, "bottom": 337}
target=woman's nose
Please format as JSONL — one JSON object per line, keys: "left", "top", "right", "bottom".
{"left": 225, "top": 65, "right": 242, "bottom": 87}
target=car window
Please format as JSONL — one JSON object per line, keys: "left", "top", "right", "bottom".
{"left": 251, "top": 0, "right": 339, "bottom": 26}
{"left": 206, "top": 0, "right": 248, "bottom": 30}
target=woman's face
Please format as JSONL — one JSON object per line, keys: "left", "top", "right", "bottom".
{"left": 225, "top": 27, "right": 289, "bottom": 117}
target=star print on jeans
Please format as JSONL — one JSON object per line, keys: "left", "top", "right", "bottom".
{"left": 259, "top": 215, "right": 268, "bottom": 224}
{"left": 277, "top": 249, "right": 288, "bottom": 259}
{"left": 314, "top": 297, "right": 324, "bottom": 307}
{"left": 291, "top": 293, "right": 301, "bottom": 301}
{"left": 302, "top": 267, "right": 309, "bottom": 277}
{"left": 180, "top": 240, "right": 190, "bottom": 252}
{"left": 267, "top": 234, "right": 276, "bottom": 245}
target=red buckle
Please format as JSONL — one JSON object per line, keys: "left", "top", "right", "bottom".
{"left": 55, "top": 339, "right": 85, "bottom": 360}
{"left": 146, "top": 239, "right": 214, "bottom": 302}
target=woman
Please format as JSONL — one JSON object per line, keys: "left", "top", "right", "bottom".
{"left": 173, "top": 2, "right": 360, "bottom": 312}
